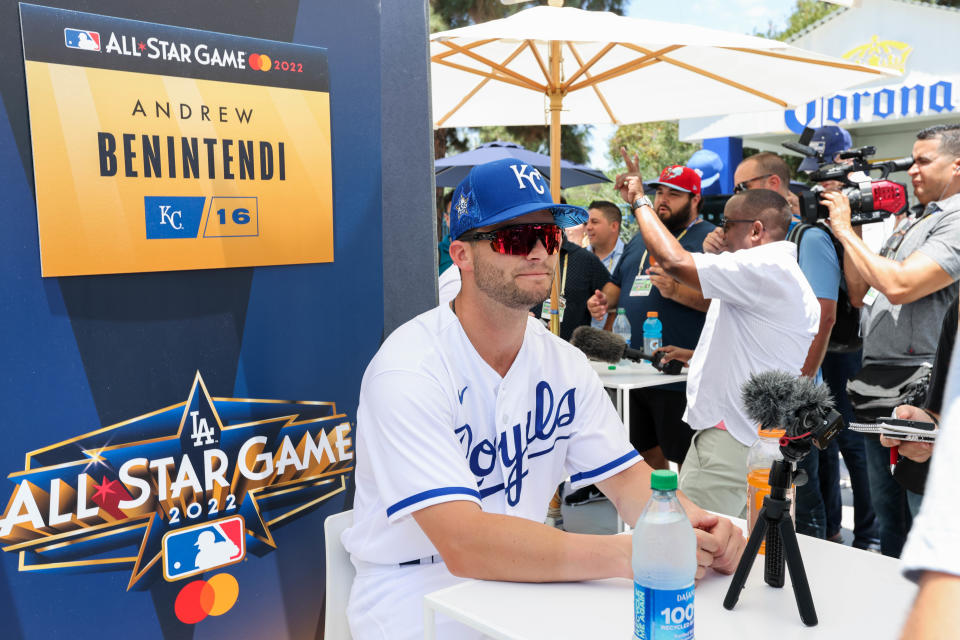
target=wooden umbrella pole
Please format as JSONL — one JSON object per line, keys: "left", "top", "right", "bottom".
{"left": 548, "top": 39, "right": 563, "bottom": 337}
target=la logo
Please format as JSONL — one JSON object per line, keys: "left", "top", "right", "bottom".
{"left": 509, "top": 164, "right": 545, "bottom": 195}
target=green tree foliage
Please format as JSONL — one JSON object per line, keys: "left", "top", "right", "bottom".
{"left": 607, "top": 122, "right": 698, "bottom": 183}
{"left": 762, "top": 0, "right": 960, "bottom": 42}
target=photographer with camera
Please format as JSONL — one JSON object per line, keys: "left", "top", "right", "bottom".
{"left": 823, "top": 123, "right": 960, "bottom": 558}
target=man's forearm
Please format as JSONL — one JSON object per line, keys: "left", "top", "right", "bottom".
{"left": 800, "top": 299, "right": 836, "bottom": 378}
{"left": 413, "top": 503, "right": 631, "bottom": 582}
{"left": 634, "top": 204, "right": 701, "bottom": 291}
{"left": 666, "top": 283, "right": 710, "bottom": 312}
{"left": 901, "top": 571, "right": 960, "bottom": 639}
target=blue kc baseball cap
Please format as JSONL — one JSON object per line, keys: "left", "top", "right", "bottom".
{"left": 799, "top": 126, "right": 852, "bottom": 173}
{"left": 448, "top": 158, "right": 588, "bottom": 241}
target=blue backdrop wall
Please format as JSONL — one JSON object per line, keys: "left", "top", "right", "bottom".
{"left": 0, "top": 1, "right": 435, "bottom": 638}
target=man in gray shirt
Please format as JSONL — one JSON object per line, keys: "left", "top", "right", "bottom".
{"left": 824, "top": 123, "right": 960, "bottom": 557}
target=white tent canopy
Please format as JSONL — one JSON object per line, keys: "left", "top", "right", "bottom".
{"left": 431, "top": 5, "right": 896, "bottom": 129}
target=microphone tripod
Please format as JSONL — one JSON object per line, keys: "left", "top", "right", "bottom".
{"left": 723, "top": 459, "right": 818, "bottom": 626}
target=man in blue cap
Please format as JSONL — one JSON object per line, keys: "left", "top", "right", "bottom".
{"left": 342, "top": 158, "right": 745, "bottom": 640}
{"left": 799, "top": 125, "right": 852, "bottom": 175}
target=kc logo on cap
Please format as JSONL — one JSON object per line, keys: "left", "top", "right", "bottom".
{"left": 447, "top": 159, "right": 587, "bottom": 240}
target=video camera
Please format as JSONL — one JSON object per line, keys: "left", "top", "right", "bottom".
{"left": 784, "top": 127, "right": 913, "bottom": 226}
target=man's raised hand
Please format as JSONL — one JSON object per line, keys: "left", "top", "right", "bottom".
{"left": 615, "top": 146, "right": 644, "bottom": 204}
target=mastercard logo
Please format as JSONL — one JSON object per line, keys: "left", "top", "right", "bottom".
{"left": 174, "top": 572, "right": 240, "bottom": 624}
{"left": 248, "top": 53, "right": 272, "bottom": 72}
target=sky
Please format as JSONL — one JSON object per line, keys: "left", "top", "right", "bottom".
{"left": 586, "top": 0, "right": 799, "bottom": 170}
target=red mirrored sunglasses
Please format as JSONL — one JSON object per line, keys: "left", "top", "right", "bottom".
{"left": 465, "top": 223, "right": 563, "bottom": 256}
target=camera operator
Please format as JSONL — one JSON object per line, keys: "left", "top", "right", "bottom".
{"left": 823, "top": 123, "right": 960, "bottom": 558}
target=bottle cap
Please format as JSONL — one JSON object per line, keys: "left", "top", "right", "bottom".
{"left": 608, "top": 365, "right": 616, "bottom": 370}
{"left": 647, "top": 311, "right": 658, "bottom": 318}
{"left": 617, "top": 308, "right": 625, "bottom": 315}
{"left": 650, "top": 469, "right": 677, "bottom": 491}
{"left": 758, "top": 426, "right": 786, "bottom": 438}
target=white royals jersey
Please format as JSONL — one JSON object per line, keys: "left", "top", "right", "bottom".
{"left": 342, "top": 303, "right": 639, "bottom": 566}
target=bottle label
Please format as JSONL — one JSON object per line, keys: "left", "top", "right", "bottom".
{"left": 633, "top": 582, "right": 694, "bottom": 640}
{"left": 644, "top": 337, "right": 660, "bottom": 353}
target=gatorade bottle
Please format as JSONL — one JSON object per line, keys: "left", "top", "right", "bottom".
{"left": 746, "top": 427, "right": 795, "bottom": 554}
{"left": 613, "top": 308, "right": 632, "bottom": 349}
{"left": 632, "top": 470, "right": 696, "bottom": 640}
{"left": 643, "top": 311, "right": 663, "bottom": 359}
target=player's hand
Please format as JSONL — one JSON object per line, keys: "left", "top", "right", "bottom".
{"left": 614, "top": 147, "right": 644, "bottom": 204}
{"left": 647, "top": 265, "right": 677, "bottom": 299}
{"left": 687, "top": 510, "right": 746, "bottom": 578}
{"left": 587, "top": 289, "right": 609, "bottom": 321}
{"left": 656, "top": 345, "right": 693, "bottom": 365}
{"left": 702, "top": 227, "right": 726, "bottom": 254}
{"left": 821, "top": 190, "right": 854, "bottom": 237}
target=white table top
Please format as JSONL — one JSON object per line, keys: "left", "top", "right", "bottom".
{"left": 590, "top": 359, "right": 687, "bottom": 390}
{"left": 424, "top": 522, "right": 917, "bottom": 640}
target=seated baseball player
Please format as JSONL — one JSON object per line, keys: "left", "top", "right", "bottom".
{"left": 341, "top": 158, "right": 746, "bottom": 640}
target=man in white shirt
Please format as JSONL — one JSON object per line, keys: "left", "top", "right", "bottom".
{"left": 342, "top": 158, "right": 745, "bottom": 640}
{"left": 619, "top": 173, "right": 820, "bottom": 518}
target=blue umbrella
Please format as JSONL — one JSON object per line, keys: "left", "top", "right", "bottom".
{"left": 435, "top": 141, "right": 610, "bottom": 189}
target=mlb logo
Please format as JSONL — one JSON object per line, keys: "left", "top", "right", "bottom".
{"left": 162, "top": 515, "right": 245, "bottom": 581}
{"left": 64, "top": 28, "right": 101, "bottom": 52}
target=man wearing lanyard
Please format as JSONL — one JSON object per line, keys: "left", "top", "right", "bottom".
{"left": 585, "top": 157, "right": 715, "bottom": 472}
{"left": 825, "top": 124, "right": 960, "bottom": 557}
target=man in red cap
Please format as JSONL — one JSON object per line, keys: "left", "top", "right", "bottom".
{"left": 579, "top": 155, "right": 716, "bottom": 484}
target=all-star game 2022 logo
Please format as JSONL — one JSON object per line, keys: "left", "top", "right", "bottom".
{"left": 0, "top": 373, "right": 352, "bottom": 624}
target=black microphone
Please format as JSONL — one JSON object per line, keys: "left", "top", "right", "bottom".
{"left": 570, "top": 326, "right": 643, "bottom": 363}
{"left": 741, "top": 370, "right": 842, "bottom": 461}
{"left": 569, "top": 326, "right": 683, "bottom": 375}
{"left": 741, "top": 370, "right": 797, "bottom": 431}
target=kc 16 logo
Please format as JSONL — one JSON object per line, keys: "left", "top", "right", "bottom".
{"left": 0, "top": 372, "right": 352, "bottom": 622}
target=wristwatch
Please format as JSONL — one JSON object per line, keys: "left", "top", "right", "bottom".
{"left": 632, "top": 195, "right": 654, "bottom": 210}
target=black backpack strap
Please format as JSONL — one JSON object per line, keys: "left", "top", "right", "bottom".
{"left": 787, "top": 222, "right": 811, "bottom": 257}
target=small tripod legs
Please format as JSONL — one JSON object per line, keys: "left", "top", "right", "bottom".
{"left": 723, "top": 460, "right": 818, "bottom": 626}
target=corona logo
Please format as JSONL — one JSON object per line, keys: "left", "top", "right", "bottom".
{"left": 842, "top": 35, "right": 913, "bottom": 74}
{"left": 0, "top": 372, "right": 353, "bottom": 601}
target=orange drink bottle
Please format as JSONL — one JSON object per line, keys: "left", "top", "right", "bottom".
{"left": 746, "top": 426, "right": 795, "bottom": 554}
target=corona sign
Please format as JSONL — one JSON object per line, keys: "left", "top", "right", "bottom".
{"left": 784, "top": 34, "right": 954, "bottom": 134}
{"left": 0, "top": 371, "right": 353, "bottom": 608}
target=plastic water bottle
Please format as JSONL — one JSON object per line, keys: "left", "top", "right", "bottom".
{"left": 613, "top": 308, "right": 632, "bottom": 349}
{"left": 643, "top": 311, "right": 663, "bottom": 357}
{"left": 632, "top": 469, "right": 696, "bottom": 640}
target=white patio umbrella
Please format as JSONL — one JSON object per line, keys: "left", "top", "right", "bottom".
{"left": 431, "top": 0, "right": 895, "bottom": 333}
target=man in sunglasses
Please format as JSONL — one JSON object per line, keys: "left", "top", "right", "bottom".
{"left": 619, "top": 171, "right": 820, "bottom": 518}
{"left": 709, "top": 152, "right": 846, "bottom": 543}
{"left": 342, "top": 159, "right": 745, "bottom": 640}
